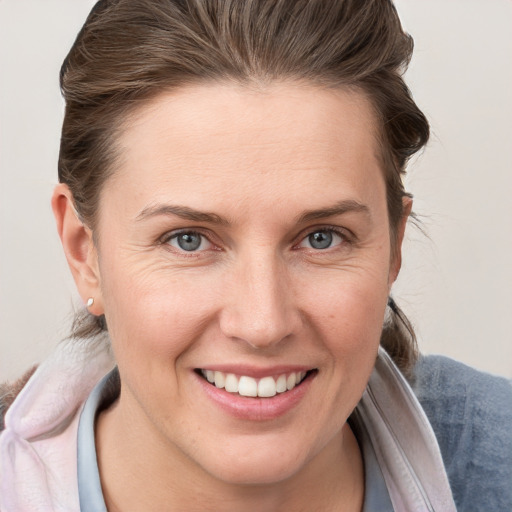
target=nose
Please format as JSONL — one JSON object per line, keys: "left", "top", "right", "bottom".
{"left": 219, "top": 252, "right": 301, "bottom": 349}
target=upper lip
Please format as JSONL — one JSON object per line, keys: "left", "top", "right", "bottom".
{"left": 194, "top": 365, "right": 315, "bottom": 379}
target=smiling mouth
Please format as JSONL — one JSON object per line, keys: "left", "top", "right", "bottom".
{"left": 196, "top": 369, "right": 317, "bottom": 398}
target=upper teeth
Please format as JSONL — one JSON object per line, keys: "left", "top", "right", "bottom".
{"left": 201, "top": 370, "right": 308, "bottom": 397}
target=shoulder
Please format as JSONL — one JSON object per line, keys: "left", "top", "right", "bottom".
{"left": 412, "top": 355, "right": 512, "bottom": 511}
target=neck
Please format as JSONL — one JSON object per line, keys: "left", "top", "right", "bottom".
{"left": 96, "top": 397, "right": 364, "bottom": 512}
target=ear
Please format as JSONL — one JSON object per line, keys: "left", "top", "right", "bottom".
{"left": 51, "top": 184, "right": 104, "bottom": 315}
{"left": 388, "top": 196, "right": 413, "bottom": 287}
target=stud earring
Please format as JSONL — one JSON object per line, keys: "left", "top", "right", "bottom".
{"left": 86, "top": 298, "right": 94, "bottom": 308}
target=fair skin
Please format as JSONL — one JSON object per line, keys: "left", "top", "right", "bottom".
{"left": 53, "top": 83, "right": 410, "bottom": 511}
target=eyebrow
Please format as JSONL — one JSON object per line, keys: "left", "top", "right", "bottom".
{"left": 136, "top": 204, "right": 230, "bottom": 225}
{"left": 136, "top": 199, "right": 370, "bottom": 226}
{"left": 296, "top": 199, "right": 371, "bottom": 224}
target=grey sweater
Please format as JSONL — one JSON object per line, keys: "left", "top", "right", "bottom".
{"left": 412, "top": 355, "right": 512, "bottom": 511}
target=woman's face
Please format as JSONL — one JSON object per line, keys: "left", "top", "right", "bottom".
{"left": 92, "top": 83, "right": 404, "bottom": 484}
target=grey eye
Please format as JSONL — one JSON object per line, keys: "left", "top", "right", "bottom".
{"left": 308, "top": 231, "right": 333, "bottom": 249}
{"left": 169, "top": 232, "right": 209, "bottom": 252}
{"left": 299, "top": 230, "right": 343, "bottom": 250}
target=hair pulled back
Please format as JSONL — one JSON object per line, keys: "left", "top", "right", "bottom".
{"left": 59, "top": 0, "right": 429, "bottom": 377}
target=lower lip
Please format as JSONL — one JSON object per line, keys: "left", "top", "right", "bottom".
{"left": 195, "top": 372, "right": 315, "bottom": 421}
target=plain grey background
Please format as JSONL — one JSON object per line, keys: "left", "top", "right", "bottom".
{"left": 1, "top": 0, "right": 511, "bottom": 381}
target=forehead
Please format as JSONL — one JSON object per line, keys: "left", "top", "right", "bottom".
{"left": 105, "top": 82, "right": 384, "bottom": 219}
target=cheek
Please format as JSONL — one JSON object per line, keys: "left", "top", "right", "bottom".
{"left": 302, "top": 265, "right": 389, "bottom": 394}
{"left": 306, "top": 267, "right": 389, "bottom": 341}
{"left": 99, "top": 258, "right": 221, "bottom": 367}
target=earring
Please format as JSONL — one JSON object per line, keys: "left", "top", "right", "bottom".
{"left": 86, "top": 297, "right": 94, "bottom": 308}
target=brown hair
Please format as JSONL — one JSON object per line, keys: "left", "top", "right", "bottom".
{"left": 59, "top": 0, "right": 429, "bottom": 377}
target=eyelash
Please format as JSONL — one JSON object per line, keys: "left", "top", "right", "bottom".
{"left": 158, "top": 226, "right": 354, "bottom": 255}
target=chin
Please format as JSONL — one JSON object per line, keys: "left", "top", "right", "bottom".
{"left": 205, "top": 458, "right": 303, "bottom": 487}
{"left": 193, "top": 433, "right": 323, "bottom": 487}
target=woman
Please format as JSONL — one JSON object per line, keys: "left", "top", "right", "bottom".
{"left": 1, "top": 1, "right": 511, "bottom": 511}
